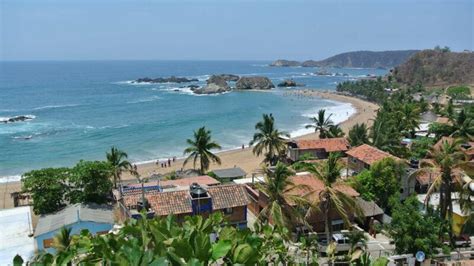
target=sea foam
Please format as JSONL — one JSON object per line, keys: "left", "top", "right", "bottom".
{"left": 0, "top": 175, "right": 22, "bottom": 184}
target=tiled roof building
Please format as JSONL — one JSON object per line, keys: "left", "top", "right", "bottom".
{"left": 346, "top": 144, "right": 400, "bottom": 172}
{"left": 122, "top": 183, "right": 251, "bottom": 228}
{"left": 287, "top": 138, "right": 350, "bottom": 161}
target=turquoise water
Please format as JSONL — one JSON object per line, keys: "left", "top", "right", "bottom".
{"left": 0, "top": 60, "right": 387, "bottom": 179}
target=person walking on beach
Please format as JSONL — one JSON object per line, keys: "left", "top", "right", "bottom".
{"left": 168, "top": 158, "right": 171, "bottom": 167}
{"left": 242, "top": 144, "right": 245, "bottom": 150}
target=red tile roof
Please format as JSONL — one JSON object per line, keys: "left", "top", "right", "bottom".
{"left": 414, "top": 165, "right": 463, "bottom": 185}
{"left": 346, "top": 144, "right": 398, "bottom": 165}
{"left": 433, "top": 136, "right": 454, "bottom": 150}
{"left": 288, "top": 174, "right": 359, "bottom": 203}
{"left": 294, "top": 138, "right": 350, "bottom": 152}
{"left": 436, "top": 117, "right": 452, "bottom": 125}
{"left": 123, "top": 184, "right": 250, "bottom": 216}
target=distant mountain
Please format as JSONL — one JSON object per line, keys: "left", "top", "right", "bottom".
{"left": 270, "top": 50, "right": 419, "bottom": 69}
{"left": 391, "top": 49, "right": 474, "bottom": 87}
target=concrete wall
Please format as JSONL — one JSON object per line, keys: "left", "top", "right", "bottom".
{"left": 35, "top": 221, "right": 113, "bottom": 254}
{"left": 347, "top": 156, "right": 369, "bottom": 173}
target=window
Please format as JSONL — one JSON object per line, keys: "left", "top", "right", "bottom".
{"left": 43, "top": 238, "right": 54, "bottom": 248}
{"left": 223, "top": 207, "right": 233, "bottom": 215}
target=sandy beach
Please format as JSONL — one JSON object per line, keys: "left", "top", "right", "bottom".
{"left": 0, "top": 90, "right": 378, "bottom": 210}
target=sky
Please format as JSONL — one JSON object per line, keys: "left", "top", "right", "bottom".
{"left": 0, "top": 0, "right": 473, "bottom": 61}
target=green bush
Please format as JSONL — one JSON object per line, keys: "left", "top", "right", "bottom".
{"left": 447, "top": 86, "right": 471, "bottom": 100}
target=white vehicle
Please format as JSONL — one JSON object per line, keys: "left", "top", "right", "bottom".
{"left": 317, "top": 233, "right": 365, "bottom": 254}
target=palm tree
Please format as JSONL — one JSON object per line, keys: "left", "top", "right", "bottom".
{"left": 398, "top": 103, "right": 420, "bottom": 137}
{"left": 106, "top": 147, "right": 132, "bottom": 188}
{"left": 256, "top": 162, "right": 308, "bottom": 233}
{"left": 348, "top": 123, "right": 369, "bottom": 146}
{"left": 411, "top": 138, "right": 466, "bottom": 239}
{"left": 347, "top": 230, "right": 368, "bottom": 254}
{"left": 250, "top": 114, "right": 289, "bottom": 166}
{"left": 305, "top": 109, "right": 334, "bottom": 138}
{"left": 183, "top": 127, "right": 222, "bottom": 174}
{"left": 304, "top": 153, "right": 362, "bottom": 246}
{"left": 451, "top": 109, "right": 474, "bottom": 140}
{"left": 370, "top": 112, "right": 402, "bottom": 155}
{"left": 327, "top": 125, "right": 345, "bottom": 138}
{"left": 52, "top": 227, "right": 73, "bottom": 252}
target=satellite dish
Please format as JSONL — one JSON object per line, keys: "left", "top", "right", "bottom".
{"left": 416, "top": 251, "right": 425, "bottom": 262}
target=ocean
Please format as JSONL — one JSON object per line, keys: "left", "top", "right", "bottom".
{"left": 0, "top": 60, "right": 387, "bottom": 181}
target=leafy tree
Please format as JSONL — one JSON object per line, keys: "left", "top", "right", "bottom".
{"left": 348, "top": 123, "right": 369, "bottom": 146}
{"left": 305, "top": 153, "right": 363, "bottom": 245}
{"left": 183, "top": 126, "right": 222, "bottom": 174}
{"left": 106, "top": 146, "right": 132, "bottom": 188}
{"left": 22, "top": 167, "right": 71, "bottom": 215}
{"left": 255, "top": 163, "right": 308, "bottom": 233}
{"left": 388, "top": 196, "right": 444, "bottom": 257}
{"left": 68, "top": 160, "right": 113, "bottom": 204}
{"left": 352, "top": 158, "right": 404, "bottom": 210}
{"left": 305, "top": 109, "right": 334, "bottom": 138}
{"left": 250, "top": 114, "right": 289, "bottom": 166}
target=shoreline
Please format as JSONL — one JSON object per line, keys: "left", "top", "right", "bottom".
{"left": 0, "top": 90, "right": 379, "bottom": 210}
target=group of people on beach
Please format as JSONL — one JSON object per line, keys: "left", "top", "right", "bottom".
{"left": 156, "top": 157, "right": 176, "bottom": 168}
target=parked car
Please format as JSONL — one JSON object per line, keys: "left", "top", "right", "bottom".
{"left": 317, "top": 233, "right": 365, "bottom": 254}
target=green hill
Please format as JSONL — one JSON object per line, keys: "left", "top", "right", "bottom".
{"left": 303, "top": 50, "right": 419, "bottom": 68}
{"left": 391, "top": 49, "right": 474, "bottom": 87}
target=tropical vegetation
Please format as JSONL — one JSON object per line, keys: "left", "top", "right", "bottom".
{"left": 106, "top": 147, "right": 132, "bottom": 188}
{"left": 305, "top": 109, "right": 335, "bottom": 138}
{"left": 16, "top": 213, "right": 302, "bottom": 265}
{"left": 22, "top": 161, "right": 113, "bottom": 215}
{"left": 304, "top": 153, "right": 363, "bottom": 244}
{"left": 255, "top": 163, "right": 308, "bottom": 233}
{"left": 183, "top": 126, "right": 222, "bottom": 174}
{"left": 348, "top": 123, "right": 369, "bottom": 146}
{"left": 411, "top": 138, "right": 466, "bottom": 240}
{"left": 250, "top": 113, "right": 289, "bottom": 165}
{"left": 352, "top": 157, "right": 405, "bottom": 210}
{"left": 387, "top": 196, "right": 446, "bottom": 257}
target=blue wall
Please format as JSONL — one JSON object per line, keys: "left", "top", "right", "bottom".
{"left": 35, "top": 221, "right": 113, "bottom": 254}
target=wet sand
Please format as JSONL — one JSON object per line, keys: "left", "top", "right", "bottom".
{"left": 0, "top": 90, "right": 379, "bottom": 210}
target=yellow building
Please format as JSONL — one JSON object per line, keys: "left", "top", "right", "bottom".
{"left": 417, "top": 193, "right": 469, "bottom": 235}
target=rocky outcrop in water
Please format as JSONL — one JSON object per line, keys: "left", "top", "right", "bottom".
{"left": 314, "top": 70, "right": 332, "bottom": 76}
{"left": 235, "top": 77, "right": 274, "bottom": 90}
{"left": 193, "top": 75, "right": 231, "bottom": 94}
{"left": 133, "top": 76, "right": 199, "bottom": 83}
{"left": 1, "top": 115, "right": 36, "bottom": 124}
{"left": 270, "top": 60, "right": 301, "bottom": 67}
{"left": 181, "top": 84, "right": 200, "bottom": 90}
{"left": 212, "top": 74, "right": 240, "bottom": 82}
{"left": 277, "top": 79, "right": 305, "bottom": 87}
